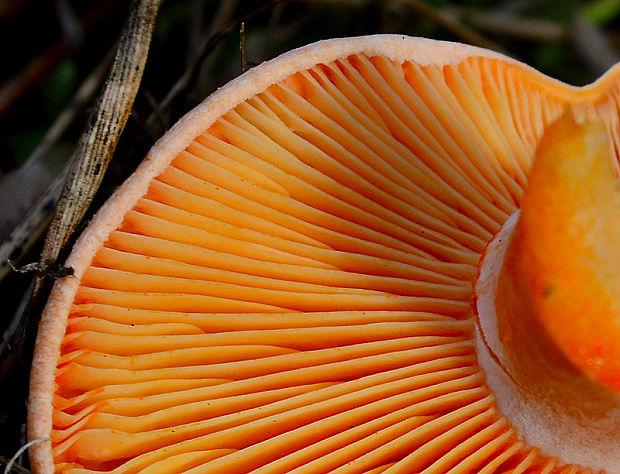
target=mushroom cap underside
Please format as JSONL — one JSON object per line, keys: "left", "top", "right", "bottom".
{"left": 28, "top": 35, "right": 620, "bottom": 474}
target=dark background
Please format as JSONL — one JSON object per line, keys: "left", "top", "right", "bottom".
{"left": 0, "top": 0, "right": 618, "bottom": 470}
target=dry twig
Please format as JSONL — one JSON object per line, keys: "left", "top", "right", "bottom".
{"left": 1, "top": 438, "right": 47, "bottom": 474}
{"left": 3, "top": 0, "right": 162, "bottom": 380}
{"left": 0, "top": 456, "right": 31, "bottom": 474}
{"left": 38, "top": 0, "right": 161, "bottom": 277}
{"left": 240, "top": 21, "right": 247, "bottom": 72}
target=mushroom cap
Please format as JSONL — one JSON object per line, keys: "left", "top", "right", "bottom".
{"left": 29, "top": 35, "right": 620, "bottom": 473}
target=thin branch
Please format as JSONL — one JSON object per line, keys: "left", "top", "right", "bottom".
{"left": 240, "top": 21, "right": 247, "bottom": 72}
{"left": 1, "top": 437, "right": 48, "bottom": 474}
{"left": 7, "top": 0, "right": 162, "bottom": 374}
{"left": 0, "top": 456, "right": 31, "bottom": 474}
{"left": 38, "top": 0, "right": 161, "bottom": 275}
{"left": 0, "top": 0, "right": 161, "bottom": 386}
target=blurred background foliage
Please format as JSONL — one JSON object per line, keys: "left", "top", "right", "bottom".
{"left": 3, "top": 0, "right": 620, "bottom": 169}
{"left": 0, "top": 0, "right": 618, "bottom": 471}
{"left": 2, "top": 0, "right": 620, "bottom": 170}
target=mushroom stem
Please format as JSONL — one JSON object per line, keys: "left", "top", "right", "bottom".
{"left": 475, "top": 112, "right": 620, "bottom": 471}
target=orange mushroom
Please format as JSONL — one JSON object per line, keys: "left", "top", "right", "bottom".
{"left": 475, "top": 113, "right": 620, "bottom": 472}
{"left": 28, "top": 35, "right": 619, "bottom": 473}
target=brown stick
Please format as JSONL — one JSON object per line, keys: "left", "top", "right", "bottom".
{"left": 38, "top": 0, "right": 161, "bottom": 276}
{"left": 0, "top": 6, "right": 162, "bottom": 450}
{"left": 5, "top": 0, "right": 162, "bottom": 375}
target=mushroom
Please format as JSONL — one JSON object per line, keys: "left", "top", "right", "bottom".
{"left": 475, "top": 113, "right": 620, "bottom": 471}
{"left": 28, "top": 35, "right": 619, "bottom": 473}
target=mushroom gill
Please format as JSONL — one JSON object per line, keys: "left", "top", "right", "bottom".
{"left": 28, "top": 36, "right": 620, "bottom": 473}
